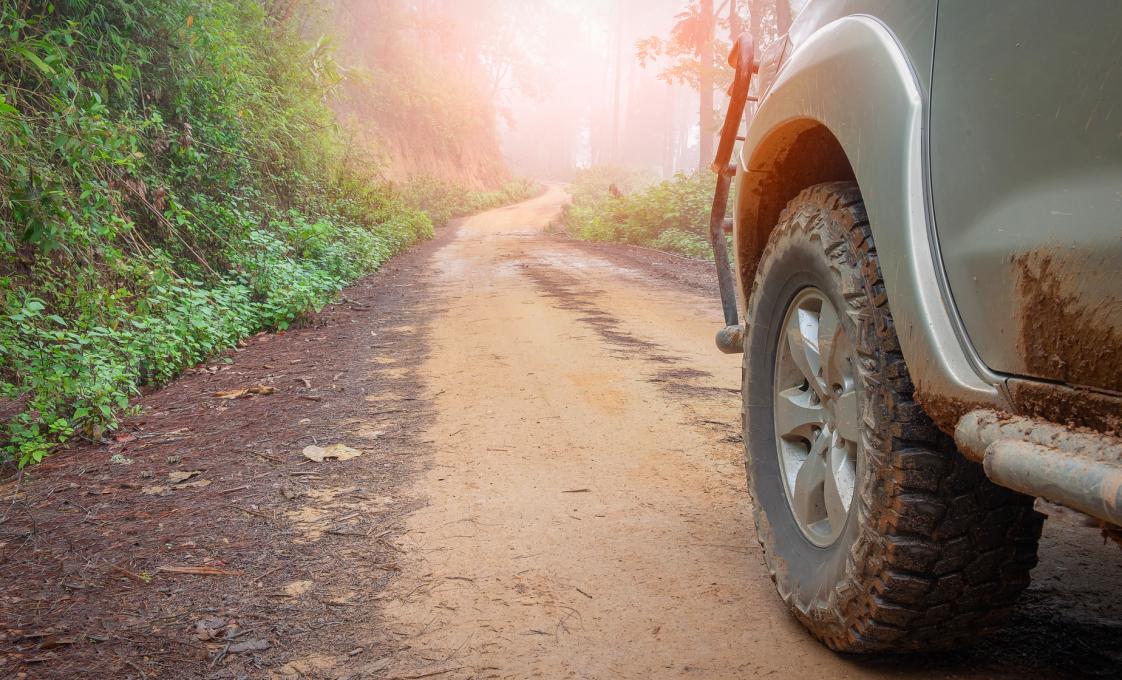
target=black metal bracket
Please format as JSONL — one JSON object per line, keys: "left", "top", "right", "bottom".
{"left": 709, "top": 32, "right": 756, "bottom": 354}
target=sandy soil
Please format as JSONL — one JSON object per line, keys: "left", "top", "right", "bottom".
{"left": 3, "top": 187, "right": 1120, "bottom": 679}
{"left": 376, "top": 187, "right": 1122, "bottom": 679}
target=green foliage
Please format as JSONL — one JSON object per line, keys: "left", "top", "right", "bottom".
{"left": 649, "top": 228, "right": 713, "bottom": 259}
{"left": 564, "top": 166, "right": 657, "bottom": 207}
{"left": 402, "top": 178, "right": 541, "bottom": 228}
{"left": 0, "top": 1, "right": 512, "bottom": 466}
{"left": 561, "top": 168, "right": 726, "bottom": 259}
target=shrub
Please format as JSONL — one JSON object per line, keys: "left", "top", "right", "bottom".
{"left": 560, "top": 168, "right": 727, "bottom": 258}
{"left": 650, "top": 229, "right": 714, "bottom": 259}
{"left": 402, "top": 177, "right": 541, "bottom": 227}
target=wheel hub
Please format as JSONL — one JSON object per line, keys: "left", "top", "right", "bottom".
{"left": 772, "top": 287, "right": 861, "bottom": 547}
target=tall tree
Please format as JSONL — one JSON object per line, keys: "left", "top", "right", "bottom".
{"left": 775, "top": 0, "right": 793, "bottom": 34}
{"left": 636, "top": 1, "right": 728, "bottom": 169}
{"left": 612, "top": 3, "right": 624, "bottom": 163}
{"left": 698, "top": 0, "right": 715, "bottom": 167}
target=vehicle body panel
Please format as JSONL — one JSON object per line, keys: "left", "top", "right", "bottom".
{"left": 931, "top": 0, "right": 1122, "bottom": 394}
{"left": 735, "top": 6, "right": 1006, "bottom": 422}
{"left": 788, "top": 0, "right": 936, "bottom": 95}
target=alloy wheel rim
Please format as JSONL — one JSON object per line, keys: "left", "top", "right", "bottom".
{"left": 772, "top": 287, "right": 860, "bottom": 547}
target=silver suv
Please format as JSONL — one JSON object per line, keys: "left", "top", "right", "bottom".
{"left": 708, "top": 0, "right": 1122, "bottom": 653}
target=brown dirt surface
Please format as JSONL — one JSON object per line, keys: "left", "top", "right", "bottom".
{"left": 558, "top": 239, "right": 721, "bottom": 299}
{"left": 0, "top": 228, "right": 450, "bottom": 678}
{"left": 2, "top": 186, "right": 1121, "bottom": 679}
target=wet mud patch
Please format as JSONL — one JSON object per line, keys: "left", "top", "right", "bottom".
{"left": 1008, "top": 378, "right": 1122, "bottom": 437}
{"left": 651, "top": 380, "right": 734, "bottom": 401}
{"left": 525, "top": 263, "right": 738, "bottom": 405}
{"left": 977, "top": 587, "right": 1122, "bottom": 677}
{"left": 525, "top": 263, "right": 671, "bottom": 359}
{"left": 647, "top": 367, "right": 734, "bottom": 401}
{"left": 859, "top": 571, "right": 1122, "bottom": 678}
{"left": 1014, "top": 250, "right": 1122, "bottom": 393}
{"left": 654, "top": 367, "right": 712, "bottom": 381}
{"left": 556, "top": 237, "right": 721, "bottom": 299}
{"left": 0, "top": 229, "right": 453, "bottom": 678}
{"left": 913, "top": 387, "right": 991, "bottom": 436}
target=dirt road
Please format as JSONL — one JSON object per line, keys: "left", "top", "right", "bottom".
{"left": 3, "top": 187, "right": 1120, "bottom": 679}
{"left": 381, "top": 186, "right": 779, "bottom": 678}
{"left": 375, "top": 187, "right": 1122, "bottom": 679}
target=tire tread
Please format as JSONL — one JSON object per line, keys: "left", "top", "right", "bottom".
{"left": 745, "top": 181, "right": 1044, "bottom": 652}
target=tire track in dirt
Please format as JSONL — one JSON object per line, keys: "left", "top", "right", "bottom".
{"left": 6, "top": 188, "right": 1120, "bottom": 679}
{"left": 372, "top": 186, "right": 1122, "bottom": 680}
{"left": 374, "top": 187, "right": 871, "bottom": 679}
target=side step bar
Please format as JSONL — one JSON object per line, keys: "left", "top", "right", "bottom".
{"left": 955, "top": 410, "right": 1122, "bottom": 526}
{"left": 710, "top": 163, "right": 742, "bottom": 354}
{"left": 708, "top": 33, "right": 757, "bottom": 355}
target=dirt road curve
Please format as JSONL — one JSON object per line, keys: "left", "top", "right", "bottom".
{"left": 378, "top": 187, "right": 1122, "bottom": 679}
{"left": 3, "top": 188, "right": 1121, "bottom": 679}
{"left": 383, "top": 186, "right": 766, "bottom": 677}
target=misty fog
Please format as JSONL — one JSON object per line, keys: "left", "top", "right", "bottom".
{"left": 322, "top": 0, "right": 790, "bottom": 184}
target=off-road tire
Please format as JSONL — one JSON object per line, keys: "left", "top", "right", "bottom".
{"left": 743, "top": 181, "right": 1044, "bottom": 652}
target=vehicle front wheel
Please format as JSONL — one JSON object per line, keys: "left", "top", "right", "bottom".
{"left": 743, "top": 181, "right": 1043, "bottom": 652}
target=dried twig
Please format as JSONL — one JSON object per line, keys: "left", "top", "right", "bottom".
{"left": 158, "top": 565, "right": 241, "bottom": 576}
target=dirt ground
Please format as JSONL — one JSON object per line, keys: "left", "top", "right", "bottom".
{"left": 2, "top": 186, "right": 1121, "bottom": 679}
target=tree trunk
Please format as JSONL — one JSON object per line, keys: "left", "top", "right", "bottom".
{"left": 699, "top": 0, "right": 715, "bottom": 169}
{"left": 612, "top": 5, "right": 624, "bottom": 164}
{"left": 749, "top": 0, "right": 764, "bottom": 43}
{"left": 775, "top": 0, "right": 793, "bottom": 35}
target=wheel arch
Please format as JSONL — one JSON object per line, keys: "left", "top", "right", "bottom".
{"left": 733, "top": 14, "right": 1009, "bottom": 424}
{"left": 734, "top": 119, "right": 855, "bottom": 295}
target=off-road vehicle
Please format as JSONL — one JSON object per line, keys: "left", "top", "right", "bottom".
{"left": 706, "top": 0, "right": 1122, "bottom": 652}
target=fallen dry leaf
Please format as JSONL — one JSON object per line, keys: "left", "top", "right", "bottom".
{"left": 167, "top": 470, "right": 202, "bottom": 484}
{"left": 214, "top": 385, "right": 275, "bottom": 399}
{"left": 302, "top": 444, "right": 363, "bottom": 462}
{"left": 228, "top": 638, "right": 270, "bottom": 654}
{"left": 323, "top": 591, "right": 357, "bottom": 606}
{"left": 280, "top": 485, "right": 304, "bottom": 501}
{"left": 141, "top": 478, "right": 209, "bottom": 495}
{"left": 194, "top": 617, "right": 229, "bottom": 641}
{"left": 284, "top": 580, "right": 313, "bottom": 597}
{"left": 279, "top": 654, "right": 338, "bottom": 677}
{"left": 37, "top": 636, "right": 78, "bottom": 650}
